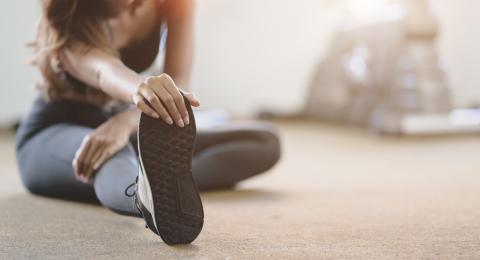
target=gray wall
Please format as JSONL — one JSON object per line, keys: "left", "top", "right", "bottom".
{"left": 0, "top": 1, "right": 40, "bottom": 125}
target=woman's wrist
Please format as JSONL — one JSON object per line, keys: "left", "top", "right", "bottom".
{"left": 110, "top": 108, "right": 141, "bottom": 134}
{"left": 168, "top": 75, "right": 190, "bottom": 92}
{"left": 128, "top": 76, "right": 146, "bottom": 104}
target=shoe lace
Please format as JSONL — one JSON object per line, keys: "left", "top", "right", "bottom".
{"left": 124, "top": 176, "right": 155, "bottom": 232}
{"left": 124, "top": 176, "right": 138, "bottom": 197}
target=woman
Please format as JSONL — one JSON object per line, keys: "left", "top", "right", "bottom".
{"left": 16, "top": 0, "right": 281, "bottom": 245}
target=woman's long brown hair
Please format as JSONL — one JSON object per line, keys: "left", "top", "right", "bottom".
{"left": 32, "top": 0, "right": 122, "bottom": 103}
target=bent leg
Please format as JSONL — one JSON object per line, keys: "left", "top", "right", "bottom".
{"left": 192, "top": 122, "right": 281, "bottom": 190}
{"left": 93, "top": 144, "right": 140, "bottom": 217}
{"left": 17, "top": 124, "right": 98, "bottom": 202}
{"left": 16, "top": 124, "right": 140, "bottom": 217}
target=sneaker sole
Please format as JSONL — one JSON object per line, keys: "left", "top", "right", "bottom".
{"left": 137, "top": 96, "right": 204, "bottom": 245}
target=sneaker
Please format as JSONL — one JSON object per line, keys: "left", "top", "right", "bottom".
{"left": 135, "top": 95, "right": 204, "bottom": 245}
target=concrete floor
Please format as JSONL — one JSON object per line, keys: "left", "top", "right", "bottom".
{"left": 1, "top": 121, "right": 480, "bottom": 259}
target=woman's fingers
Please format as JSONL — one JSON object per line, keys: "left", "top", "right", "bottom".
{"left": 139, "top": 86, "right": 173, "bottom": 125}
{"left": 74, "top": 138, "right": 89, "bottom": 175}
{"left": 73, "top": 135, "right": 110, "bottom": 183}
{"left": 181, "top": 90, "right": 201, "bottom": 107}
{"left": 135, "top": 74, "right": 201, "bottom": 127}
{"left": 92, "top": 148, "right": 113, "bottom": 173}
{"left": 161, "top": 76, "right": 189, "bottom": 125}
{"left": 132, "top": 93, "right": 159, "bottom": 119}
{"left": 73, "top": 137, "right": 94, "bottom": 181}
{"left": 154, "top": 85, "right": 184, "bottom": 127}
{"left": 84, "top": 139, "right": 106, "bottom": 176}
{"left": 172, "top": 89, "right": 189, "bottom": 125}
{"left": 83, "top": 141, "right": 109, "bottom": 181}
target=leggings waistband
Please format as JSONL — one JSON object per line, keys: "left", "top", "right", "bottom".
{"left": 16, "top": 97, "right": 109, "bottom": 151}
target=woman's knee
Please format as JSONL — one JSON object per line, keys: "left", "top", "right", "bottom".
{"left": 19, "top": 171, "right": 45, "bottom": 196}
{"left": 16, "top": 149, "right": 46, "bottom": 196}
{"left": 252, "top": 124, "right": 282, "bottom": 170}
{"left": 93, "top": 144, "right": 138, "bottom": 209}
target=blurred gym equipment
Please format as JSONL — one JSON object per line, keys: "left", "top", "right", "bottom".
{"left": 277, "top": 0, "right": 480, "bottom": 135}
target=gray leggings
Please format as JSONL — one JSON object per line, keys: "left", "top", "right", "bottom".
{"left": 16, "top": 122, "right": 280, "bottom": 217}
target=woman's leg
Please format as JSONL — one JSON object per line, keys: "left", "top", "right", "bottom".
{"left": 17, "top": 124, "right": 141, "bottom": 217}
{"left": 192, "top": 122, "right": 281, "bottom": 190}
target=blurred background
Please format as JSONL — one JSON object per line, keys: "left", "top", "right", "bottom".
{"left": 2, "top": 1, "right": 480, "bottom": 258}
{"left": 2, "top": 0, "right": 480, "bottom": 130}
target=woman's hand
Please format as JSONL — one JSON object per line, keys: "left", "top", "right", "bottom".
{"left": 72, "top": 110, "right": 138, "bottom": 183}
{"left": 131, "top": 73, "right": 200, "bottom": 127}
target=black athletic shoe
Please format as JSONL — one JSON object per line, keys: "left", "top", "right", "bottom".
{"left": 135, "top": 95, "right": 204, "bottom": 245}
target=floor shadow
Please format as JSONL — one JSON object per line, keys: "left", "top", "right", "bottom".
{"left": 0, "top": 193, "right": 108, "bottom": 220}
{"left": 0, "top": 192, "right": 100, "bottom": 208}
{"left": 169, "top": 243, "right": 201, "bottom": 252}
{"left": 1, "top": 187, "right": 286, "bottom": 213}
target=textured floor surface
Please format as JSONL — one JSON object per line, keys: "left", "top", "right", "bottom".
{"left": 1, "top": 121, "right": 480, "bottom": 259}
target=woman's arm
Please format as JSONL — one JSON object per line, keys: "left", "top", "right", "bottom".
{"left": 73, "top": 107, "right": 140, "bottom": 182}
{"left": 61, "top": 45, "right": 143, "bottom": 102}
{"left": 163, "top": 0, "right": 195, "bottom": 90}
{"left": 60, "top": 44, "right": 199, "bottom": 126}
